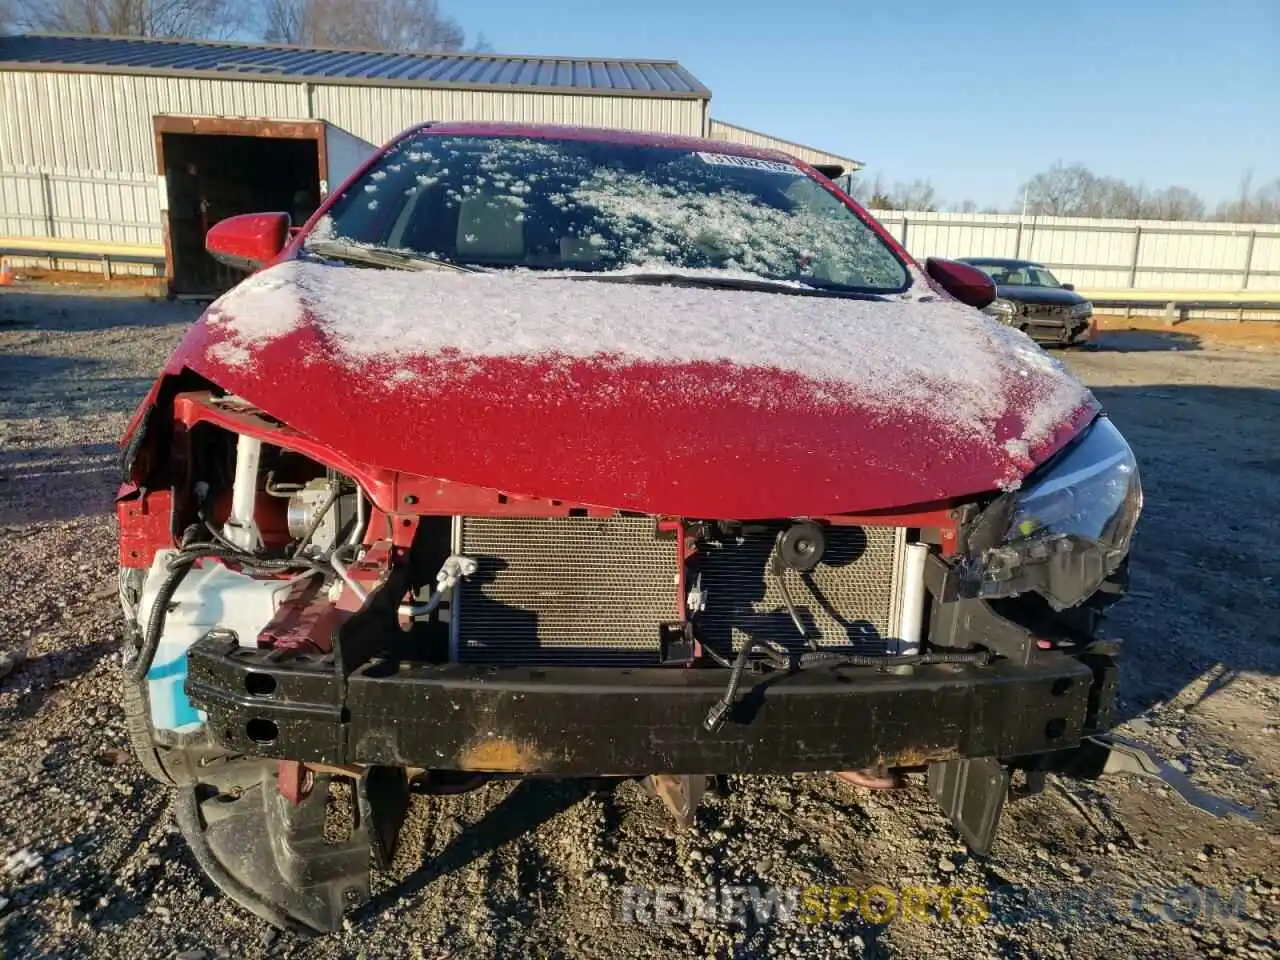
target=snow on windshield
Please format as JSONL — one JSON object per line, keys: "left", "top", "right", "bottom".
{"left": 306, "top": 135, "right": 908, "bottom": 293}
{"left": 204, "top": 259, "right": 1091, "bottom": 455}
{"left": 565, "top": 167, "right": 904, "bottom": 290}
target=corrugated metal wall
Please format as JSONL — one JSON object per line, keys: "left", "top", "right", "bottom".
{"left": 0, "top": 70, "right": 703, "bottom": 179}
{"left": 708, "top": 120, "right": 861, "bottom": 171}
{"left": 869, "top": 210, "right": 1280, "bottom": 292}
{"left": 0, "top": 171, "right": 160, "bottom": 246}
{"left": 0, "top": 68, "right": 704, "bottom": 275}
{"left": 311, "top": 84, "right": 702, "bottom": 145}
{"left": 0, "top": 70, "right": 307, "bottom": 175}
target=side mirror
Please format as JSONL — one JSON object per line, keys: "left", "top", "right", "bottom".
{"left": 205, "top": 212, "right": 291, "bottom": 272}
{"left": 1061, "top": 282, "right": 1075, "bottom": 291}
{"left": 924, "top": 257, "right": 997, "bottom": 309}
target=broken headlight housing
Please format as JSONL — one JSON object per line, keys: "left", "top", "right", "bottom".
{"left": 984, "top": 298, "right": 1018, "bottom": 320}
{"left": 967, "top": 417, "right": 1142, "bottom": 610}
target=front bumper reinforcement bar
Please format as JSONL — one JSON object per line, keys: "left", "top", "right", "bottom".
{"left": 187, "top": 633, "right": 1101, "bottom": 776}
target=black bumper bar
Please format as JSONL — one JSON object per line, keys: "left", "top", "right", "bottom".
{"left": 187, "top": 635, "right": 1108, "bottom": 776}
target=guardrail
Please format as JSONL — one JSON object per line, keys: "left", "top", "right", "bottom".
{"left": 0, "top": 236, "right": 165, "bottom": 278}
{"left": 1080, "top": 289, "right": 1280, "bottom": 322}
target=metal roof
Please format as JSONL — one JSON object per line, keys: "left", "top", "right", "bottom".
{"left": 0, "top": 34, "right": 712, "bottom": 98}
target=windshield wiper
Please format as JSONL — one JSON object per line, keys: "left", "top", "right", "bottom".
{"left": 305, "top": 240, "right": 478, "bottom": 273}
{"left": 548, "top": 271, "right": 887, "bottom": 300}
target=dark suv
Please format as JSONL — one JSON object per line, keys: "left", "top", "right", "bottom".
{"left": 960, "top": 257, "right": 1095, "bottom": 346}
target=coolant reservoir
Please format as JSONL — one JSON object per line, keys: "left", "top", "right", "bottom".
{"left": 137, "top": 551, "right": 288, "bottom": 734}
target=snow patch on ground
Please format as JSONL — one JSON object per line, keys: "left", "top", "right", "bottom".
{"left": 204, "top": 259, "right": 1092, "bottom": 450}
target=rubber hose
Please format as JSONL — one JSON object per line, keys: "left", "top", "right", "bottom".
{"left": 128, "top": 555, "right": 196, "bottom": 684}
{"left": 704, "top": 638, "right": 790, "bottom": 731}
{"left": 128, "top": 546, "right": 325, "bottom": 685}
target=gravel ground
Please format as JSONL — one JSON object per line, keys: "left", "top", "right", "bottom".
{"left": 0, "top": 289, "right": 1277, "bottom": 960}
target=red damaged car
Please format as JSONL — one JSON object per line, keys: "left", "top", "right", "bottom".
{"left": 116, "top": 122, "right": 1142, "bottom": 933}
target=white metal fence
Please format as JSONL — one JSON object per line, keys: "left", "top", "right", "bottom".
{"left": 866, "top": 209, "right": 1280, "bottom": 292}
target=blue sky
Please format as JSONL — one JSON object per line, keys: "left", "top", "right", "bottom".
{"left": 461, "top": 0, "right": 1279, "bottom": 209}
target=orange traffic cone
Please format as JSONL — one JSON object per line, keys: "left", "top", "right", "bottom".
{"left": 0, "top": 258, "right": 13, "bottom": 287}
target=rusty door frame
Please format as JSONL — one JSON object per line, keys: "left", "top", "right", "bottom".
{"left": 152, "top": 115, "right": 328, "bottom": 293}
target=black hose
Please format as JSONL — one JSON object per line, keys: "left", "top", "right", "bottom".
{"left": 703, "top": 638, "right": 790, "bottom": 732}
{"left": 701, "top": 645, "right": 735, "bottom": 669}
{"left": 128, "top": 545, "right": 328, "bottom": 684}
{"left": 129, "top": 555, "right": 196, "bottom": 684}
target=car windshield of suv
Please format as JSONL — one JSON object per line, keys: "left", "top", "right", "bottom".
{"left": 973, "top": 262, "right": 1063, "bottom": 288}
{"left": 308, "top": 134, "right": 909, "bottom": 294}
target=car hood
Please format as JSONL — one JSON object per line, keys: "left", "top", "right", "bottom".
{"left": 163, "top": 260, "right": 1098, "bottom": 518}
{"left": 997, "top": 284, "right": 1087, "bottom": 307}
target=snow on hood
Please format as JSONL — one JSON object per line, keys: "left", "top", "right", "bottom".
{"left": 207, "top": 259, "right": 1087, "bottom": 447}
{"left": 185, "top": 258, "right": 1097, "bottom": 515}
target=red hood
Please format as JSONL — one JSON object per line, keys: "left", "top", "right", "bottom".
{"left": 160, "top": 260, "right": 1098, "bottom": 518}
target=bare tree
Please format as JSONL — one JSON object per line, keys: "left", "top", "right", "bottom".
{"left": 261, "top": 0, "right": 471, "bottom": 52}
{"left": 1217, "top": 169, "right": 1255, "bottom": 222}
{"left": 1146, "top": 185, "right": 1206, "bottom": 221}
{"left": 862, "top": 174, "right": 893, "bottom": 210}
{"left": 1089, "top": 176, "right": 1144, "bottom": 219}
{"left": 16, "top": 0, "right": 244, "bottom": 37}
{"left": 889, "top": 178, "right": 940, "bottom": 212}
{"left": 1254, "top": 179, "right": 1280, "bottom": 222}
{"left": 1018, "top": 162, "right": 1098, "bottom": 217}
{"left": 1213, "top": 170, "right": 1280, "bottom": 223}
{"left": 1016, "top": 161, "right": 1244, "bottom": 222}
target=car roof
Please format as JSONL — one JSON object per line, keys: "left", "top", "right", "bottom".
{"left": 960, "top": 257, "right": 1048, "bottom": 269}
{"left": 406, "top": 121, "right": 803, "bottom": 166}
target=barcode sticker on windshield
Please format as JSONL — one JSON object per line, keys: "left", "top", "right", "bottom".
{"left": 696, "top": 152, "right": 801, "bottom": 175}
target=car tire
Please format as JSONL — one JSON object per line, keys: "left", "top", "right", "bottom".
{"left": 122, "top": 671, "right": 180, "bottom": 786}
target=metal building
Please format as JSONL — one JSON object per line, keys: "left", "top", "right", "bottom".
{"left": 0, "top": 34, "right": 861, "bottom": 293}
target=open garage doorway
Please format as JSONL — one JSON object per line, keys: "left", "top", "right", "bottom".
{"left": 156, "top": 117, "right": 327, "bottom": 296}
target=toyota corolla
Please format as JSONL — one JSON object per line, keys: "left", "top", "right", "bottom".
{"left": 116, "top": 122, "right": 1142, "bottom": 933}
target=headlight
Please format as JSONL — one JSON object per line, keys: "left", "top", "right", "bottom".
{"left": 984, "top": 298, "right": 1017, "bottom": 318}
{"left": 965, "top": 417, "right": 1142, "bottom": 610}
{"left": 1070, "top": 301, "right": 1093, "bottom": 317}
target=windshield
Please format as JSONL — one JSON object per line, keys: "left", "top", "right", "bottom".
{"left": 972, "top": 262, "right": 1063, "bottom": 288}
{"left": 308, "top": 134, "right": 909, "bottom": 294}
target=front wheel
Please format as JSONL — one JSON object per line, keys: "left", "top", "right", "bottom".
{"left": 121, "top": 671, "right": 182, "bottom": 785}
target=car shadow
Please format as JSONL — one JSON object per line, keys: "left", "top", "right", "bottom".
{"left": 355, "top": 778, "right": 607, "bottom": 927}
{"left": 0, "top": 289, "right": 202, "bottom": 332}
{"left": 0, "top": 354, "right": 160, "bottom": 422}
{"left": 0, "top": 442, "right": 120, "bottom": 525}
{"left": 1088, "top": 329, "right": 1203, "bottom": 352}
{"left": 1085, "top": 383, "right": 1279, "bottom": 726}
{"left": 0, "top": 638, "right": 119, "bottom": 727}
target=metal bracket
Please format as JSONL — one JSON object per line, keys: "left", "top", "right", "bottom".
{"left": 645, "top": 774, "right": 708, "bottom": 829}
{"left": 175, "top": 770, "right": 373, "bottom": 935}
{"left": 928, "top": 757, "right": 1011, "bottom": 855}
{"left": 1081, "top": 735, "right": 1256, "bottom": 821}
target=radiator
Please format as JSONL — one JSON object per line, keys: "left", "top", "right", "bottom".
{"left": 451, "top": 516, "right": 906, "bottom": 665}
{"left": 452, "top": 515, "right": 680, "bottom": 664}
{"left": 692, "top": 525, "right": 906, "bottom": 658}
